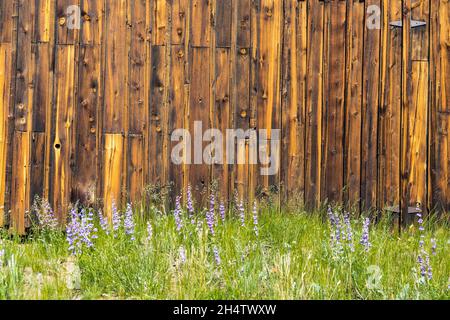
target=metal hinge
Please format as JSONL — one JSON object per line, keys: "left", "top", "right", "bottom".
{"left": 389, "top": 20, "right": 427, "bottom": 28}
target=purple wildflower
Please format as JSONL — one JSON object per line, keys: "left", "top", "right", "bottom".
{"left": 343, "top": 212, "right": 354, "bottom": 252}
{"left": 79, "top": 208, "right": 95, "bottom": 248}
{"left": 33, "top": 197, "right": 59, "bottom": 231}
{"left": 418, "top": 254, "right": 426, "bottom": 278}
{"left": 213, "top": 246, "right": 221, "bottom": 266}
{"left": 186, "top": 185, "right": 195, "bottom": 224}
{"left": 87, "top": 209, "right": 98, "bottom": 240}
{"left": 219, "top": 201, "right": 226, "bottom": 222}
{"left": 431, "top": 238, "right": 437, "bottom": 256}
{"left": 174, "top": 196, "right": 183, "bottom": 232}
{"left": 426, "top": 254, "right": 433, "bottom": 280}
{"left": 112, "top": 200, "right": 121, "bottom": 238}
{"left": 252, "top": 201, "right": 259, "bottom": 236}
{"left": 66, "top": 207, "right": 82, "bottom": 256}
{"left": 206, "top": 194, "right": 216, "bottom": 236}
{"left": 360, "top": 217, "right": 371, "bottom": 252}
{"left": 98, "top": 210, "right": 110, "bottom": 235}
{"left": 416, "top": 212, "right": 432, "bottom": 281}
{"left": 124, "top": 203, "right": 135, "bottom": 241}
{"left": 66, "top": 207, "right": 97, "bottom": 255}
{"left": 327, "top": 207, "right": 343, "bottom": 256}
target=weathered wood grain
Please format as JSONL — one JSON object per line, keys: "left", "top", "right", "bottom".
{"left": 0, "top": 44, "right": 11, "bottom": 226}
{"left": 344, "top": 0, "right": 364, "bottom": 209}
{"left": 0, "top": 0, "right": 449, "bottom": 232}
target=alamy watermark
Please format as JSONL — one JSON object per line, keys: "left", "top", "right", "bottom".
{"left": 66, "top": 5, "right": 81, "bottom": 30}
{"left": 171, "top": 122, "right": 280, "bottom": 176}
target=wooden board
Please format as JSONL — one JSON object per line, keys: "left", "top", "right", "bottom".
{"left": 0, "top": 44, "right": 11, "bottom": 225}
{"left": 1, "top": 0, "right": 449, "bottom": 232}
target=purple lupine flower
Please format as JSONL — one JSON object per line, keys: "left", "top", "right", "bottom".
{"left": 146, "top": 221, "right": 153, "bottom": 242}
{"left": 327, "top": 207, "right": 343, "bottom": 256}
{"left": 174, "top": 195, "right": 183, "bottom": 232}
{"left": 343, "top": 212, "right": 354, "bottom": 252}
{"left": 426, "top": 253, "right": 433, "bottom": 280}
{"left": 206, "top": 194, "right": 216, "bottom": 236}
{"left": 124, "top": 203, "right": 136, "bottom": 241}
{"left": 186, "top": 185, "right": 195, "bottom": 224}
{"left": 417, "top": 254, "right": 426, "bottom": 278}
{"left": 87, "top": 209, "right": 98, "bottom": 240}
{"left": 431, "top": 238, "right": 437, "bottom": 256}
{"left": 98, "top": 210, "right": 110, "bottom": 235}
{"left": 360, "top": 217, "right": 371, "bottom": 252}
{"left": 79, "top": 209, "right": 95, "bottom": 248}
{"left": 219, "top": 201, "right": 226, "bottom": 222}
{"left": 238, "top": 201, "right": 245, "bottom": 227}
{"left": 252, "top": 201, "right": 259, "bottom": 236}
{"left": 66, "top": 207, "right": 82, "bottom": 256}
{"left": 66, "top": 207, "right": 97, "bottom": 255}
{"left": 179, "top": 246, "right": 186, "bottom": 264}
{"left": 417, "top": 212, "right": 425, "bottom": 232}
{"left": 328, "top": 208, "right": 342, "bottom": 243}
{"left": 112, "top": 200, "right": 121, "bottom": 238}
{"left": 416, "top": 212, "right": 432, "bottom": 281}
{"left": 33, "top": 197, "right": 59, "bottom": 231}
{"left": 213, "top": 246, "right": 221, "bottom": 266}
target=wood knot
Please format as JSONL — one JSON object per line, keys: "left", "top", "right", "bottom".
{"left": 239, "top": 48, "right": 248, "bottom": 55}
{"left": 59, "top": 17, "right": 66, "bottom": 26}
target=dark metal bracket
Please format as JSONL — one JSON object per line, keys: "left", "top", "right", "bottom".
{"left": 389, "top": 20, "right": 427, "bottom": 28}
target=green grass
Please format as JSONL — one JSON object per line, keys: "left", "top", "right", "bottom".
{"left": 0, "top": 204, "right": 448, "bottom": 300}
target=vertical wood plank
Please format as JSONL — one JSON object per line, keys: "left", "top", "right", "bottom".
{"left": 104, "top": 0, "right": 128, "bottom": 133}
{"left": 127, "top": 135, "right": 144, "bottom": 204}
{"left": 323, "top": 0, "right": 346, "bottom": 204}
{"left": 281, "top": 0, "right": 306, "bottom": 203}
{"left": 189, "top": 47, "right": 210, "bottom": 204}
{"left": 129, "top": 0, "right": 148, "bottom": 134}
{"left": 10, "top": 131, "right": 30, "bottom": 234}
{"left": 345, "top": 0, "right": 364, "bottom": 209}
{"left": 33, "top": 0, "right": 53, "bottom": 43}
{"left": 361, "top": 0, "right": 381, "bottom": 212}
{"left": 213, "top": 48, "right": 231, "bottom": 201}
{"left": 0, "top": 44, "right": 11, "bottom": 225}
{"left": 103, "top": 133, "right": 124, "bottom": 219}
{"left": 305, "top": 0, "right": 324, "bottom": 209}
{"left": 429, "top": 0, "right": 450, "bottom": 212}
{"left": 72, "top": 45, "right": 100, "bottom": 205}
{"left": 153, "top": 0, "right": 167, "bottom": 45}
{"left": 378, "top": 0, "right": 402, "bottom": 209}
{"left": 0, "top": 0, "right": 13, "bottom": 43}
{"left": 400, "top": 0, "right": 412, "bottom": 224}
{"left": 56, "top": 0, "right": 80, "bottom": 45}
{"left": 172, "top": 0, "right": 188, "bottom": 45}
{"left": 81, "top": 0, "right": 103, "bottom": 45}
{"left": 51, "top": 44, "right": 77, "bottom": 222}
{"left": 257, "top": 0, "right": 282, "bottom": 197}
{"left": 30, "top": 132, "right": 45, "bottom": 208}
{"left": 191, "top": 0, "right": 211, "bottom": 47}
{"left": 169, "top": 45, "right": 187, "bottom": 197}
{"left": 149, "top": 45, "right": 167, "bottom": 186}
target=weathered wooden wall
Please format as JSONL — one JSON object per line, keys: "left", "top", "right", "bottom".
{"left": 0, "top": 0, "right": 448, "bottom": 232}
